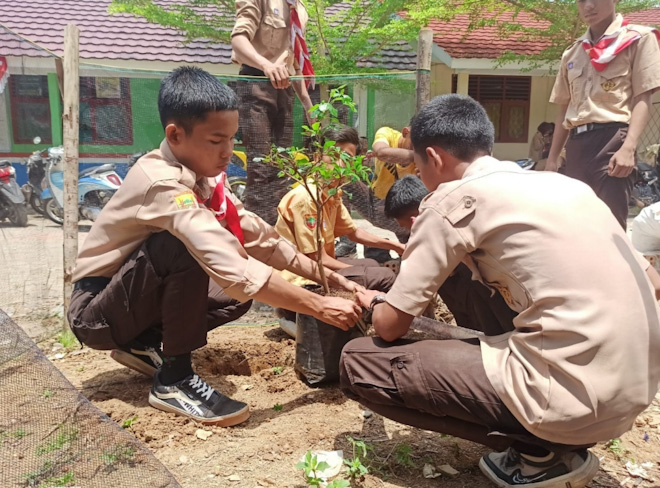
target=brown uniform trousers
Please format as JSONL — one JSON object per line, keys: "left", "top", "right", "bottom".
{"left": 237, "top": 66, "right": 295, "bottom": 226}
{"left": 340, "top": 264, "right": 591, "bottom": 455}
{"left": 68, "top": 232, "right": 251, "bottom": 357}
{"left": 564, "top": 124, "right": 632, "bottom": 229}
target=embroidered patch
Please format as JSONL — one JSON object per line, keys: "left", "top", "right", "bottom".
{"left": 601, "top": 80, "right": 617, "bottom": 92}
{"left": 174, "top": 191, "right": 197, "bottom": 210}
{"left": 568, "top": 62, "right": 574, "bottom": 69}
{"left": 304, "top": 214, "right": 317, "bottom": 229}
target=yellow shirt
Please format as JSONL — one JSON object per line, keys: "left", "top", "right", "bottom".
{"left": 275, "top": 184, "right": 357, "bottom": 284}
{"left": 372, "top": 127, "right": 417, "bottom": 200}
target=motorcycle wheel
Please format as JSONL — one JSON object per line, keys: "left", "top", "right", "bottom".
{"left": 8, "top": 203, "right": 28, "bottom": 227}
{"left": 228, "top": 176, "right": 247, "bottom": 203}
{"left": 44, "top": 198, "right": 64, "bottom": 225}
{"left": 30, "top": 193, "right": 44, "bottom": 215}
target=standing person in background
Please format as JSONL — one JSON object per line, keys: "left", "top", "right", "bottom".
{"left": 545, "top": 0, "right": 660, "bottom": 229}
{"left": 529, "top": 122, "right": 554, "bottom": 170}
{"left": 231, "top": 0, "right": 315, "bottom": 225}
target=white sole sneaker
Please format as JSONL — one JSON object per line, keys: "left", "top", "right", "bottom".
{"left": 479, "top": 450, "right": 600, "bottom": 488}
{"left": 110, "top": 349, "right": 158, "bottom": 377}
{"left": 148, "top": 393, "right": 250, "bottom": 426}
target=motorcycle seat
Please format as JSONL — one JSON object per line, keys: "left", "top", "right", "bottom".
{"left": 638, "top": 161, "right": 656, "bottom": 172}
{"left": 0, "top": 160, "right": 11, "bottom": 168}
{"left": 79, "top": 164, "right": 115, "bottom": 177}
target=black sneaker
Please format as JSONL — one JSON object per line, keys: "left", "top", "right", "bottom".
{"left": 110, "top": 344, "right": 164, "bottom": 377}
{"left": 149, "top": 373, "right": 250, "bottom": 426}
{"left": 479, "top": 447, "right": 599, "bottom": 487}
{"left": 335, "top": 235, "right": 357, "bottom": 258}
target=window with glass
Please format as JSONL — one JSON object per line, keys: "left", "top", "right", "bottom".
{"left": 79, "top": 77, "right": 133, "bottom": 145}
{"left": 9, "top": 75, "right": 52, "bottom": 144}
{"left": 452, "top": 75, "right": 531, "bottom": 143}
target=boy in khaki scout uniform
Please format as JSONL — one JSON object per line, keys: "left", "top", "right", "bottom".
{"left": 344, "top": 94, "right": 660, "bottom": 488}
{"left": 275, "top": 126, "right": 402, "bottom": 291}
{"left": 546, "top": 0, "right": 660, "bottom": 228}
{"left": 68, "top": 67, "right": 361, "bottom": 427}
{"left": 231, "top": 0, "right": 314, "bottom": 225}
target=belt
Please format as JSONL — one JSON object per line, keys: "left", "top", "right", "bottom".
{"left": 239, "top": 65, "right": 266, "bottom": 77}
{"left": 74, "top": 276, "right": 111, "bottom": 293}
{"left": 570, "top": 122, "right": 628, "bottom": 137}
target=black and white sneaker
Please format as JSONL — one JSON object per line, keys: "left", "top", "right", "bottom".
{"left": 479, "top": 447, "right": 599, "bottom": 487}
{"left": 110, "top": 345, "right": 164, "bottom": 377}
{"left": 149, "top": 373, "right": 250, "bottom": 426}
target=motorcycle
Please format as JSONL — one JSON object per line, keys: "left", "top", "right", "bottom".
{"left": 21, "top": 142, "right": 49, "bottom": 214}
{"left": 515, "top": 158, "right": 537, "bottom": 170}
{"left": 631, "top": 158, "right": 660, "bottom": 208}
{"left": 40, "top": 146, "right": 123, "bottom": 225}
{"left": 0, "top": 160, "right": 28, "bottom": 226}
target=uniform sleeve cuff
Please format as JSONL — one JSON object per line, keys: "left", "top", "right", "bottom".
{"left": 224, "top": 257, "right": 273, "bottom": 302}
{"left": 386, "top": 288, "right": 429, "bottom": 318}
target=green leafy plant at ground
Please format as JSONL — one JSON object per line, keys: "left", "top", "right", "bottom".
{"left": 394, "top": 443, "right": 415, "bottom": 468}
{"left": 344, "top": 435, "right": 370, "bottom": 480}
{"left": 272, "top": 366, "right": 284, "bottom": 375}
{"left": 260, "top": 86, "right": 371, "bottom": 293}
{"left": 102, "top": 444, "right": 136, "bottom": 466}
{"left": 296, "top": 451, "right": 330, "bottom": 487}
{"left": 38, "top": 471, "right": 75, "bottom": 488}
{"left": 36, "top": 427, "right": 78, "bottom": 456}
{"left": 56, "top": 330, "right": 79, "bottom": 350}
{"left": 121, "top": 416, "right": 138, "bottom": 429}
{"left": 273, "top": 403, "right": 284, "bottom": 412}
{"left": 0, "top": 428, "right": 29, "bottom": 444}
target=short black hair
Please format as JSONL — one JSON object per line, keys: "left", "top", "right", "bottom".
{"left": 384, "top": 175, "right": 429, "bottom": 219}
{"left": 320, "top": 125, "right": 361, "bottom": 151}
{"left": 158, "top": 66, "right": 239, "bottom": 132}
{"left": 410, "top": 94, "right": 494, "bottom": 162}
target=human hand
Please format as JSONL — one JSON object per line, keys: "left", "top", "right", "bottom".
{"left": 356, "top": 289, "right": 381, "bottom": 310}
{"left": 263, "top": 61, "right": 290, "bottom": 89}
{"left": 391, "top": 242, "right": 406, "bottom": 256}
{"left": 316, "top": 297, "right": 361, "bottom": 331}
{"left": 329, "top": 272, "right": 365, "bottom": 294}
{"left": 544, "top": 159, "right": 559, "bottom": 172}
{"left": 608, "top": 145, "right": 635, "bottom": 178}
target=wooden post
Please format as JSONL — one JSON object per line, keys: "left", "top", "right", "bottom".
{"left": 62, "top": 24, "right": 79, "bottom": 331}
{"left": 416, "top": 27, "right": 434, "bottom": 114}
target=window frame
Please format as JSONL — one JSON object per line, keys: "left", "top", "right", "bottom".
{"left": 9, "top": 75, "right": 53, "bottom": 145}
{"left": 79, "top": 77, "right": 133, "bottom": 146}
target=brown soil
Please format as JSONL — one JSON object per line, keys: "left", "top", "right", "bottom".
{"left": 36, "top": 322, "right": 660, "bottom": 488}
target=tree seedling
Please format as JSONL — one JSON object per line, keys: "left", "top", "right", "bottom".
{"left": 260, "top": 86, "right": 371, "bottom": 293}
{"left": 121, "top": 416, "right": 138, "bottom": 429}
{"left": 296, "top": 451, "right": 330, "bottom": 487}
{"left": 272, "top": 366, "right": 284, "bottom": 375}
{"left": 344, "top": 435, "right": 371, "bottom": 480}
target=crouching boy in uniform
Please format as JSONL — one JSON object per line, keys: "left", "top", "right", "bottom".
{"left": 68, "top": 67, "right": 361, "bottom": 426}
{"left": 275, "top": 125, "right": 401, "bottom": 293}
{"left": 342, "top": 94, "right": 660, "bottom": 488}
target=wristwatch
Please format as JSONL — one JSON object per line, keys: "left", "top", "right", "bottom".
{"left": 362, "top": 294, "right": 387, "bottom": 325}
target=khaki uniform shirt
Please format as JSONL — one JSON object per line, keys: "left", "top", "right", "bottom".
{"left": 550, "top": 14, "right": 660, "bottom": 129}
{"left": 275, "top": 183, "right": 357, "bottom": 258}
{"left": 231, "top": 0, "right": 309, "bottom": 74}
{"left": 388, "top": 156, "right": 660, "bottom": 445}
{"left": 372, "top": 127, "right": 417, "bottom": 200}
{"left": 73, "top": 140, "right": 298, "bottom": 303}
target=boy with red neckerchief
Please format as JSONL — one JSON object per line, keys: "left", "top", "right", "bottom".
{"left": 546, "top": 0, "right": 660, "bottom": 229}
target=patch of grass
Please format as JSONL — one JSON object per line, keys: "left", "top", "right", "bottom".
{"left": 36, "top": 427, "right": 78, "bottom": 456}
{"left": 56, "top": 330, "right": 79, "bottom": 350}
{"left": 394, "top": 443, "right": 415, "bottom": 468}
{"left": 39, "top": 471, "right": 75, "bottom": 488}
{"left": 605, "top": 437, "right": 626, "bottom": 457}
{"left": 102, "top": 444, "right": 136, "bottom": 466}
{"left": 272, "top": 403, "right": 284, "bottom": 412}
{"left": 1, "top": 428, "right": 29, "bottom": 443}
{"left": 272, "top": 366, "right": 284, "bottom": 375}
{"left": 43, "top": 389, "right": 54, "bottom": 399}
{"left": 121, "top": 416, "right": 138, "bottom": 429}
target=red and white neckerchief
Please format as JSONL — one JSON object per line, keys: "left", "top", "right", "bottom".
{"left": 581, "top": 18, "right": 660, "bottom": 72}
{"left": 287, "top": 0, "right": 315, "bottom": 90}
{"left": 0, "top": 57, "right": 8, "bottom": 94}
{"left": 197, "top": 173, "right": 245, "bottom": 246}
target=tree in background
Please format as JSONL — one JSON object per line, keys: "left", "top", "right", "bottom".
{"left": 109, "top": 0, "right": 452, "bottom": 75}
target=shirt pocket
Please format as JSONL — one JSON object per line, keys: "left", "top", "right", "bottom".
{"left": 262, "top": 7, "right": 289, "bottom": 49}
{"left": 567, "top": 64, "right": 584, "bottom": 102}
{"left": 593, "top": 59, "right": 630, "bottom": 103}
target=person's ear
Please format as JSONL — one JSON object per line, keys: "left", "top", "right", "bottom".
{"left": 425, "top": 146, "right": 443, "bottom": 173}
{"left": 402, "top": 127, "right": 411, "bottom": 138}
{"left": 165, "top": 123, "right": 185, "bottom": 146}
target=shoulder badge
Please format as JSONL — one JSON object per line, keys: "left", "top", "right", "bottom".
{"left": 174, "top": 191, "right": 197, "bottom": 210}
{"left": 304, "top": 213, "right": 317, "bottom": 229}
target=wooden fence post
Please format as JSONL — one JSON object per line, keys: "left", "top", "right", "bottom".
{"left": 416, "top": 27, "right": 434, "bottom": 114}
{"left": 62, "top": 24, "right": 79, "bottom": 331}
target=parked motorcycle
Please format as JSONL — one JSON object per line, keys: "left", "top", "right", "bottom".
{"left": 40, "top": 146, "right": 123, "bottom": 225}
{"left": 0, "top": 160, "right": 28, "bottom": 226}
{"left": 21, "top": 142, "right": 49, "bottom": 214}
{"left": 515, "top": 158, "right": 537, "bottom": 170}
{"left": 631, "top": 158, "right": 660, "bottom": 208}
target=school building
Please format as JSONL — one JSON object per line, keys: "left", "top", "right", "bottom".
{"left": 1, "top": 0, "right": 659, "bottom": 179}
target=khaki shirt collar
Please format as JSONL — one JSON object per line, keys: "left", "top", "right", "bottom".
{"left": 158, "top": 139, "right": 212, "bottom": 200}
{"left": 461, "top": 155, "right": 500, "bottom": 180}
{"left": 580, "top": 13, "right": 624, "bottom": 42}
